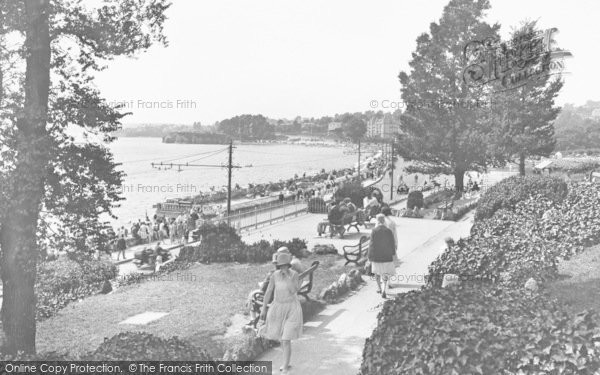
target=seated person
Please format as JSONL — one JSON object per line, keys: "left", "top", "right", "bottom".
{"left": 328, "top": 203, "right": 344, "bottom": 225}
{"left": 343, "top": 197, "right": 357, "bottom": 213}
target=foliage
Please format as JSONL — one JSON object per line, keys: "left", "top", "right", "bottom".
{"left": 343, "top": 116, "right": 367, "bottom": 143}
{"left": 0, "top": 0, "right": 170, "bottom": 353}
{"left": 36, "top": 258, "right": 117, "bottom": 319}
{"left": 334, "top": 182, "right": 369, "bottom": 208}
{"left": 554, "top": 102, "right": 600, "bottom": 151}
{"left": 429, "top": 182, "right": 600, "bottom": 288}
{"left": 178, "top": 222, "right": 307, "bottom": 263}
{"left": 396, "top": 0, "right": 500, "bottom": 191}
{"left": 273, "top": 238, "right": 308, "bottom": 258}
{"left": 217, "top": 114, "right": 275, "bottom": 140}
{"left": 360, "top": 285, "right": 600, "bottom": 375}
{"left": 406, "top": 191, "right": 424, "bottom": 210}
{"left": 475, "top": 175, "right": 568, "bottom": 220}
{"left": 490, "top": 21, "right": 563, "bottom": 175}
{"left": 423, "top": 189, "right": 455, "bottom": 207}
{"left": 86, "top": 332, "right": 211, "bottom": 361}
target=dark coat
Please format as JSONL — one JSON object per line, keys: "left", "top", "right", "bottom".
{"left": 368, "top": 225, "right": 395, "bottom": 263}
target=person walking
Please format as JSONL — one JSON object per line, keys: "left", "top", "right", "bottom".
{"left": 259, "top": 252, "right": 303, "bottom": 374}
{"left": 368, "top": 214, "right": 396, "bottom": 298}
{"left": 116, "top": 226, "right": 127, "bottom": 260}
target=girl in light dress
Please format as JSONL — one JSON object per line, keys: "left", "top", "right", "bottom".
{"left": 259, "top": 252, "right": 303, "bottom": 374}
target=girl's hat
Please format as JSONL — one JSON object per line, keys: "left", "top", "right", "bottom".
{"left": 275, "top": 252, "right": 292, "bottom": 266}
{"left": 272, "top": 246, "right": 291, "bottom": 263}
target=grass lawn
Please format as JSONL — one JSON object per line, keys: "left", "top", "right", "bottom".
{"left": 547, "top": 244, "right": 600, "bottom": 314}
{"left": 36, "top": 253, "right": 349, "bottom": 358}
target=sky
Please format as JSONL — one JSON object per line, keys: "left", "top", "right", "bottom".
{"left": 94, "top": 0, "right": 600, "bottom": 125}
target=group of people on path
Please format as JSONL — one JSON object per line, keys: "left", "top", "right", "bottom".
{"left": 107, "top": 209, "right": 201, "bottom": 260}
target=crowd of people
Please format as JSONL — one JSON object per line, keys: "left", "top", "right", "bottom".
{"left": 105, "top": 208, "right": 202, "bottom": 259}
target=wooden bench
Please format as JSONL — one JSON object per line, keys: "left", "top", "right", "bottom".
{"left": 342, "top": 236, "right": 370, "bottom": 266}
{"left": 248, "top": 261, "right": 320, "bottom": 328}
{"left": 319, "top": 210, "right": 367, "bottom": 238}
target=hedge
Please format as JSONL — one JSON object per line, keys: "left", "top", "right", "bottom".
{"left": 475, "top": 175, "right": 568, "bottom": 221}
{"left": 178, "top": 223, "right": 308, "bottom": 264}
{"left": 429, "top": 182, "right": 600, "bottom": 288}
{"left": 86, "top": 332, "right": 211, "bottom": 360}
{"left": 36, "top": 257, "right": 118, "bottom": 319}
{"left": 360, "top": 285, "right": 600, "bottom": 375}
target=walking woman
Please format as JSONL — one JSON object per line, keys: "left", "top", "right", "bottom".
{"left": 259, "top": 252, "right": 303, "bottom": 374}
{"left": 368, "top": 214, "right": 396, "bottom": 298}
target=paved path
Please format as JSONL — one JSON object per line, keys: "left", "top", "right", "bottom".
{"left": 256, "top": 212, "right": 475, "bottom": 374}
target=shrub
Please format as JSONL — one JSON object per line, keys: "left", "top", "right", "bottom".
{"left": 475, "top": 175, "right": 568, "bottom": 221}
{"left": 273, "top": 238, "right": 308, "bottom": 258}
{"left": 307, "top": 197, "right": 328, "bottom": 213}
{"left": 177, "top": 233, "right": 307, "bottom": 264}
{"left": 36, "top": 258, "right": 118, "bottom": 319}
{"left": 429, "top": 182, "right": 600, "bottom": 288}
{"left": 335, "top": 182, "right": 369, "bottom": 208}
{"left": 360, "top": 285, "right": 600, "bottom": 375}
{"left": 406, "top": 190, "right": 424, "bottom": 210}
{"left": 86, "top": 332, "right": 211, "bottom": 360}
{"left": 423, "top": 189, "right": 454, "bottom": 208}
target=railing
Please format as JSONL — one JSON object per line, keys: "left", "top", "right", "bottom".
{"left": 201, "top": 198, "right": 310, "bottom": 231}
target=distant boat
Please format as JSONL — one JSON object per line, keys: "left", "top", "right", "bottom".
{"left": 245, "top": 163, "right": 253, "bottom": 167}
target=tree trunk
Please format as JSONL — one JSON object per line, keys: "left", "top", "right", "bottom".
{"left": 0, "top": 0, "right": 51, "bottom": 354}
{"left": 454, "top": 169, "right": 465, "bottom": 193}
{"left": 519, "top": 153, "right": 526, "bottom": 176}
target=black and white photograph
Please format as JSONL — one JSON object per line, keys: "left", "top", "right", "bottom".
{"left": 0, "top": 0, "right": 599, "bottom": 374}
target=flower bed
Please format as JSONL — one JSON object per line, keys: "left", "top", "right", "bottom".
{"left": 360, "top": 285, "right": 600, "bottom": 375}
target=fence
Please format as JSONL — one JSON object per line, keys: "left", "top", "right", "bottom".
{"left": 201, "top": 198, "right": 310, "bottom": 231}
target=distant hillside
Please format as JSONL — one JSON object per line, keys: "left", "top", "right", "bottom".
{"left": 113, "top": 124, "right": 193, "bottom": 137}
{"left": 162, "top": 132, "right": 230, "bottom": 144}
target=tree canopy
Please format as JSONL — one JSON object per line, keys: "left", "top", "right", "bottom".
{"left": 397, "top": 0, "right": 500, "bottom": 191}
{"left": 0, "top": 0, "right": 170, "bottom": 353}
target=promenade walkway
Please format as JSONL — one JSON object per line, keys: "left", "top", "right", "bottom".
{"left": 256, "top": 212, "right": 475, "bottom": 375}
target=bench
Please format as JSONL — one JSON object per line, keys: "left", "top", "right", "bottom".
{"left": 342, "top": 236, "right": 370, "bottom": 266}
{"left": 318, "top": 210, "right": 367, "bottom": 238}
{"left": 247, "top": 260, "right": 320, "bottom": 329}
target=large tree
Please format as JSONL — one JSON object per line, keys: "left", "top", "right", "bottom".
{"left": 0, "top": 0, "right": 169, "bottom": 353}
{"left": 490, "top": 21, "right": 563, "bottom": 175}
{"left": 397, "top": 0, "right": 500, "bottom": 191}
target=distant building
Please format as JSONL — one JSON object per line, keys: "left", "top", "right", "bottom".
{"left": 367, "top": 113, "right": 400, "bottom": 139}
{"left": 328, "top": 121, "right": 343, "bottom": 134}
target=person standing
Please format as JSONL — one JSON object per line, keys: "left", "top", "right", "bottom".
{"left": 381, "top": 206, "right": 398, "bottom": 250}
{"left": 259, "top": 252, "right": 303, "bottom": 374}
{"left": 368, "top": 214, "right": 396, "bottom": 298}
{"left": 116, "top": 226, "right": 127, "bottom": 260}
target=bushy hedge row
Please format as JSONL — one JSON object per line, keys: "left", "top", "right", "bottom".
{"left": 86, "top": 332, "right": 211, "bottom": 360}
{"left": 475, "top": 175, "right": 568, "bottom": 221}
{"left": 360, "top": 285, "right": 600, "bottom": 375}
{"left": 1, "top": 332, "right": 211, "bottom": 361}
{"left": 178, "top": 222, "right": 307, "bottom": 263}
{"left": 36, "top": 257, "right": 118, "bottom": 319}
{"left": 423, "top": 189, "right": 455, "bottom": 207}
{"left": 429, "top": 183, "right": 600, "bottom": 288}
